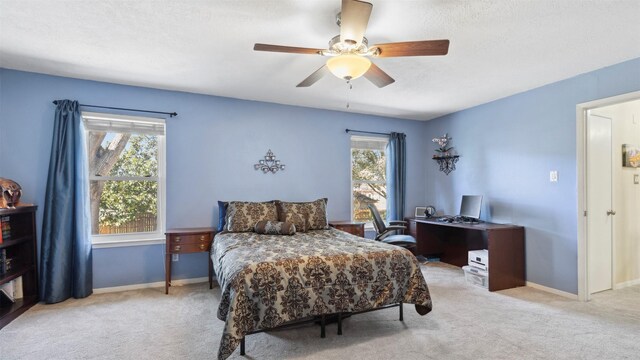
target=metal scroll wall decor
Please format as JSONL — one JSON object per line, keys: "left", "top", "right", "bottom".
{"left": 254, "top": 149, "right": 286, "bottom": 174}
{"left": 432, "top": 133, "right": 459, "bottom": 175}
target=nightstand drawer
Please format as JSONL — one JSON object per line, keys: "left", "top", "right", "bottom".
{"left": 169, "top": 233, "right": 212, "bottom": 245}
{"left": 169, "top": 242, "right": 211, "bottom": 253}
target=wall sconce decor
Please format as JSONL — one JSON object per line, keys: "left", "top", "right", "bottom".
{"left": 254, "top": 149, "right": 286, "bottom": 174}
{"left": 432, "top": 133, "right": 459, "bottom": 175}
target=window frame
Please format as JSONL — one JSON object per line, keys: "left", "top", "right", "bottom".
{"left": 82, "top": 112, "right": 166, "bottom": 248}
{"left": 350, "top": 135, "right": 388, "bottom": 229}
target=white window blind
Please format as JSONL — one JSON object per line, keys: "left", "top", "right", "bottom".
{"left": 351, "top": 136, "right": 388, "bottom": 151}
{"left": 82, "top": 112, "right": 165, "bottom": 136}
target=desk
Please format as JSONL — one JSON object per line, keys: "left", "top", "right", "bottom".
{"left": 405, "top": 218, "right": 525, "bottom": 291}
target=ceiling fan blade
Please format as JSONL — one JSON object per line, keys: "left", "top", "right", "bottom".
{"left": 297, "top": 65, "right": 330, "bottom": 87}
{"left": 372, "top": 40, "right": 450, "bottom": 57}
{"left": 254, "top": 43, "right": 324, "bottom": 55}
{"left": 364, "top": 63, "right": 395, "bottom": 88}
{"left": 340, "top": 0, "right": 373, "bottom": 46}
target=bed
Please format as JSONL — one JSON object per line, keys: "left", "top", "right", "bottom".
{"left": 211, "top": 227, "right": 433, "bottom": 359}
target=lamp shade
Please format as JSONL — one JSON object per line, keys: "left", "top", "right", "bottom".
{"left": 326, "top": 54, "right": 372, "bottom": 80}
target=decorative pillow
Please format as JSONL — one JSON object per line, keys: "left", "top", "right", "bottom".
{"left": 217, "top": 201, "right": 228, "bottom": 232}
{"left": 225, "top": 201, "right": 279, "bottom": 232}
{"left": 276, "top": 204, "right": 309, "bottom": 232}
{"left": 254, "top": 220, "right": 296, "bottom": 235}
{"left": 277, "top": 198, "right": 329, "bottom": 232}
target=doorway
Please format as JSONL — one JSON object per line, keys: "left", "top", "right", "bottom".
{"left": 577, "top": 91, "right": 640, "bottom": 301}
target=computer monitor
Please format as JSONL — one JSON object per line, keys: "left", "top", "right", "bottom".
{"left": 459, "top": 195, "right": 483, "bottom": 220}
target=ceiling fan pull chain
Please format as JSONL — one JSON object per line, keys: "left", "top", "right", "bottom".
{"left": 346, "top": 79, "right": 353, "bottom": 109}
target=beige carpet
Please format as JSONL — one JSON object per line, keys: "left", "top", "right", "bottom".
{"left": 1, "top": 263, "right": 639, "bottom": 360}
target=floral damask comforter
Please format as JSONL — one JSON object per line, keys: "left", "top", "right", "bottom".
{"left": 211, "top": 228, "right": 433, "bottom": 359}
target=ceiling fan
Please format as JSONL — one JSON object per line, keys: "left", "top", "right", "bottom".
{"left": 253, "top": 0, "right": 450, "bottom": 88}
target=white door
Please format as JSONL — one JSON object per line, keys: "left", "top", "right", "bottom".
{"left": 586, "top": 113, "right": 613, "bottom": 294}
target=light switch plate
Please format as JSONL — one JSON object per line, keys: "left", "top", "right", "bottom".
{"left": 550, "top": 170, "right": 558, "bottom": 182}
{"left": 634, "top": 174, "right": 639, "bottom": 185}
{"left": 172, "top": 254, "right": 179, "bottom": 262}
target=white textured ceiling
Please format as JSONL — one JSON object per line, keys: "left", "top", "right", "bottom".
{"left": 1, "top": 0, "right": 639, "bottom": 120}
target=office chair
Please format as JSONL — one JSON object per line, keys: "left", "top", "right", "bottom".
{"left": 367, "top": 204, "right": 417, "bottom": 250}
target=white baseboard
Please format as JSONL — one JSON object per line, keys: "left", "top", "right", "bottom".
{"left": 526, "top": 281, "right": 578, "bottom": 300}
{"left": 614, "top": 278, "right": 640, "bottom": 290}
{"left": 93, "top": 276, "right": 209, "bottom": 294}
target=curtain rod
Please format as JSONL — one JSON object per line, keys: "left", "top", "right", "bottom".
{"left": 52, "top": 101, "right": 177, "bottom": 117}
{"left": 345, "top": 129, "right": 390, "bottom": 136}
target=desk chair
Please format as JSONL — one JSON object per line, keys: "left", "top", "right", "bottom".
{"left": 368, "top": 204, "right": 417, "bottom": 250}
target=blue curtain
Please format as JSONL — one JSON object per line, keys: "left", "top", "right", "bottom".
{"left": 40, "top": 100, "right": 93, "bottom": 303}
{"left": 386, "top": 132, "right": 406, "bottom": 221}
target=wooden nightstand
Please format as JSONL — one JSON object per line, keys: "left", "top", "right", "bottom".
{"left": 165, "top": 227, "right": 216, "bottom": 294}
{"left": 329, "top": 221, "right": 365, "bottom": 237}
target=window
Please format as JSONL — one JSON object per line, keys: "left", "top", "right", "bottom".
{"left": 83, "top": 112, "right": 166, "bottom": 246}
{"left": 351, "top": 136, "right": 388, "bottom": 227}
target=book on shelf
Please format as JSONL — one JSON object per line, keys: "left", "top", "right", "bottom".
{"left": 0, "top": 276, "right": 23, "bottom": 303}
{"left": 0, "top": 250, "right": 13, "bottom": 275}
{"left": 4, "top": 256, "right": 13, "bottom": 273}
{"left": 0, "top": 249, "right": 5, "bottom": 275}
{"left": 0, "top": 252, "right": 17, "bottom": 274}
{"left": 1, "top": 216, "right": 10, "bottom": 241}
{"left": 0, "top": 278, "right": 16, "bottom": 303}
{"left": 14, "top": 276, "right": 23, "bottom": 299}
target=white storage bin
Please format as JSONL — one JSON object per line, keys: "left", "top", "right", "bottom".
{"left": 463, "top": 265, "right": 488, "bottom": 289}
{"left": 468, "top": 249, "right": 488, "bottom": 271}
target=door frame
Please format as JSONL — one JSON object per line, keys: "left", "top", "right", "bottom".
{"left": 576, "top": 90, "right": 640, "bottom": 301}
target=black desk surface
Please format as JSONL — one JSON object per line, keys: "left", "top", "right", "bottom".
{"left": 407, "top": 217, "right": 523, "bottom": 231}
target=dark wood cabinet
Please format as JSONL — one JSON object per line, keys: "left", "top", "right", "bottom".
{"left": 164, "top": 227, "right": 215, "bottom": 294}
{"left": 0, "top": 205, "right": 39, "bottom": 329}
{"left": 329, "top": 221, "right": 365, "bottom": 237}
{"left": 405, "top": 217, "right": 525, "bottom": 292}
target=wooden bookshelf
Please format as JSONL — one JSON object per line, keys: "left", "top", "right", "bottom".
{"left": 0, "top": 235, "right": 33, "bottom": 249}
{"left": 0, "top": 205, "right": 38, "bottom": 329}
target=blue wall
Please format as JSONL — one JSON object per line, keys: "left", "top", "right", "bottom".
{"left": 0, "top": 69, "right": 427, "bottom": 288}
{"left": 423, "top": 58, "right": 640, "bottom": 294}
{"left": 2, "top": 57, "right": 638, "bottom": 294}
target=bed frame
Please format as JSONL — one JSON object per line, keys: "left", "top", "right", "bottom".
{"left": 239, "top": 302, "right": 403, "bottom": 356}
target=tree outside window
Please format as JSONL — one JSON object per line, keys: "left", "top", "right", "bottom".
{"left": 88, "top": 133, "right": 159, "bottom": 235}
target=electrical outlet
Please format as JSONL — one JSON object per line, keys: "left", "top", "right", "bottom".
{"left": 172, "top": 254, "right": 179, "bottom": 262}
{"left": 634, "top": 174, "right": 639, "bottom": 185}
{"left": 550, "top": 170, "right": 558, "bottom": 183}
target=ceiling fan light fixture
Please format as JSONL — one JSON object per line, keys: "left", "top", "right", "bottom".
{"left": 326, "top": 54, "right": 371, "bottom": 80}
